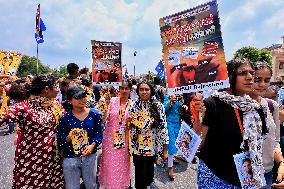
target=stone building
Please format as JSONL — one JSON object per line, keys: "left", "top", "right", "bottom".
{"left": 271, "top": 36, "right": 284, "bottom": 82}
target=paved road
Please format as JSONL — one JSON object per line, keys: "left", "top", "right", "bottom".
{"left": 0, "top": 132, "right": 16, "bottom": 189}
{"left": 0, "top": 132, "right": 198, "bottom": 189}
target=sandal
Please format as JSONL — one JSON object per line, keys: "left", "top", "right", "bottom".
{"left": 173, "top": 157, "right": 180, "bottom": 164}
{"left": 168, "top": 167, "right": 175, "bottom": 181}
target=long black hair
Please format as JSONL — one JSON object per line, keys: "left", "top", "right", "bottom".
{"left": 136, "top": 81, "right": 161, "bottom": 128}
{"left": 8, "top": 83, "right": 30, "bottom": 101}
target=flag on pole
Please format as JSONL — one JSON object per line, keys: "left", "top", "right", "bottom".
{"left": 123, "top": 68, "right": 129, "bottom": 81}
{"left": 155, "top": 61, "right": 165, "bottom": 79}
{"left": 35, "top": 4, "right": 46, "bottom": 44}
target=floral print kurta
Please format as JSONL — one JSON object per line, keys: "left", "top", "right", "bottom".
{"left": 0, "top": 97, "right": 65, "bottom": 189}
{"left": 128, "top": 99, "right": 169, "bottom": 157}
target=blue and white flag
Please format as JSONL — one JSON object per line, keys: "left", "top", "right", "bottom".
{"left": 155, "top": 61, "right": 165, "bottom": 79}
{"left": 35, "top": 4, "right": 46, "bottom": 44}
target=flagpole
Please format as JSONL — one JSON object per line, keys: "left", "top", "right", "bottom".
{"left": 134, "top": 63, "right": 135, "bottom": 77}
{"left": 133, "top": 51, "right": 137, "bottom": 78}
{"left": 36, "top": 43, "right": 39, "bottom": 75}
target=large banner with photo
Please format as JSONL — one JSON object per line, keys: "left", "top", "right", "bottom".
{"left": 0, "top": 50, "right": 22, "bottom": 77}
{"left": 0, "top": 50, "right": 22, "bottom": 115}
{"left": 91, "top": 40, "right": 122, "bottom": 86}
{"left": 159, "top": 0, "right": 229, "bottom": 94}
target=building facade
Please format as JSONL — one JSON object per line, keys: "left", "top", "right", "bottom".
{"left": 271, "top": 36, "right": 284, "bottom": 82}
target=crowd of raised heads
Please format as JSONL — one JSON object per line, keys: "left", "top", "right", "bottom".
{"left": 1, "top": 60, "right": 284, "bottom": 189}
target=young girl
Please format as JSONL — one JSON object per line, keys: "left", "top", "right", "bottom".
{"left": 56, "top": 85, "right": 103, "bottom": 189}
{"left": 249, "top": 62, "right": 284, "bottom": 188}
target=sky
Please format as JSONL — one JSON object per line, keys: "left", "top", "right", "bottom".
{"left": 0, "top": 0, "right": 284, "bottom": 76}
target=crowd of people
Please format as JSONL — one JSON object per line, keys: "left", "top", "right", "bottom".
{"left": 1, "top": 60, "right": 284, "bottom": 189}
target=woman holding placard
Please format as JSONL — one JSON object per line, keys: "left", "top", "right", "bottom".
{"left": 56, "top": 85, "right": 103, "bottom": 189}
{"left": 195, "top": 59, "right": 268, "bottom": 188}
{"left": 98, "top": 81, "right": 132, "bottom": 189}
{"left": 163, "top": 94, "right": 182, "bottom": 180}
{"left": 128, "top": 81, "right": 169, "bottom": 189}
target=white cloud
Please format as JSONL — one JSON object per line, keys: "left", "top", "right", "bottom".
{"left": 225, "top": 29, "right": 256, "bottom": 60}
{"left": 263, "top": 7, "right": 284, "bottom": 30}
{"left": 222, "top": 0, "right": 284, "bottom": 29}
{"left": 122, "top": 46, "right": 162, "bottom": 75}
{"left": 0, "top": 0, "right": 283, "bottom": 76}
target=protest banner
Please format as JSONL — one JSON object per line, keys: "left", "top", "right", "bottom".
{"left": 91, "top": 40, "right": 122, "bottom": 86}
{"left": 70, "top": 128, "right": 89, "bottom": 155}
{"left": 233, "top": 152, "right": 266, "bottom": 189}
{"left": 0, "top": 50, "right": 22, "bottom": 115}
{"left": 175, "top": 121, "right": 202, "bottom": 163}
{"left": 159, "top": 0, "right": 229, "bottom": 94}
{"left": 0, "top": 50, "right": 22, "bottom": 77}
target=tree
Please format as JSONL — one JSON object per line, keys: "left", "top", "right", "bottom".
{"left": 141, "top": 71, "right": 157, "bottom": 82}
{"left": 16, "top": 55, "right": 52, "bottom": 77}
{"left": 234, "top": 46, "right": 272, "bottom": 66}
{"left": 234, "top": 46, "right": 260, "bottom": 62}
{"left": 258, "top": 48, "right": 272, "bottom": 66}
{"left": 58, "top": 65, "right": 68, "bottom": 78}
{"left": 50, "top": 65, "right": 68, "bottom": 79}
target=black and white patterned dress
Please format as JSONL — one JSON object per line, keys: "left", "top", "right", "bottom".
{"left": 129, "top": 99, "right": 169, "bottom": 157}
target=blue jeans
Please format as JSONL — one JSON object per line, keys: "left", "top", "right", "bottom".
{"left": 63, "top": 153, "right": 97, "bottom": 189}
{"left": 262, "top": 170, "right": 273, "bottom": 189}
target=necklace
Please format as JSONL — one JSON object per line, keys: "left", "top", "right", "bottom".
{"left": 119, "top": 99, "right": 131, "bottom": 125}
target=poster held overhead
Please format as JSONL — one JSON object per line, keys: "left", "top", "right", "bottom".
{"left": 159, "top": 0, "right": 229, "bottom": 95}
{"left": 91, "top": 40, "right": 122, "bottom": 86}
{"left": 0, "top": 50, "right": 22, "bottom": 77}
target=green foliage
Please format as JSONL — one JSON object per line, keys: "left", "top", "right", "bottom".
{"left": 50, "top": 65, "right": 68, "bottom": 79}
{"left": 141, "top": 71, "right": 157, "bottom": 82}
{"left": 234, "top": 46, "right": 260, "bottom": 62}
{"left": 58, "top": 65, "right": 68, "bottom": 77}
{"left": 17, "top": 55, "right": 52, "bottom": 77}
{"left": 234, "top": 46, "right": 272, "bottom": 66}
{"left": 258, "top": 49, "right": 272, "bottom": 66}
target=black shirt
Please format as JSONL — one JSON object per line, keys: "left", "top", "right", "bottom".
{"left": 199, "top": 97, "right": 244, "bottom": 186}
{"left": 199, "top": 97, "right": 266, "bottom": 186}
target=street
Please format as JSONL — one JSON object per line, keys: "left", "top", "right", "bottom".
{"left": 0, "top": 132, "right": 197, "bottom": 189}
